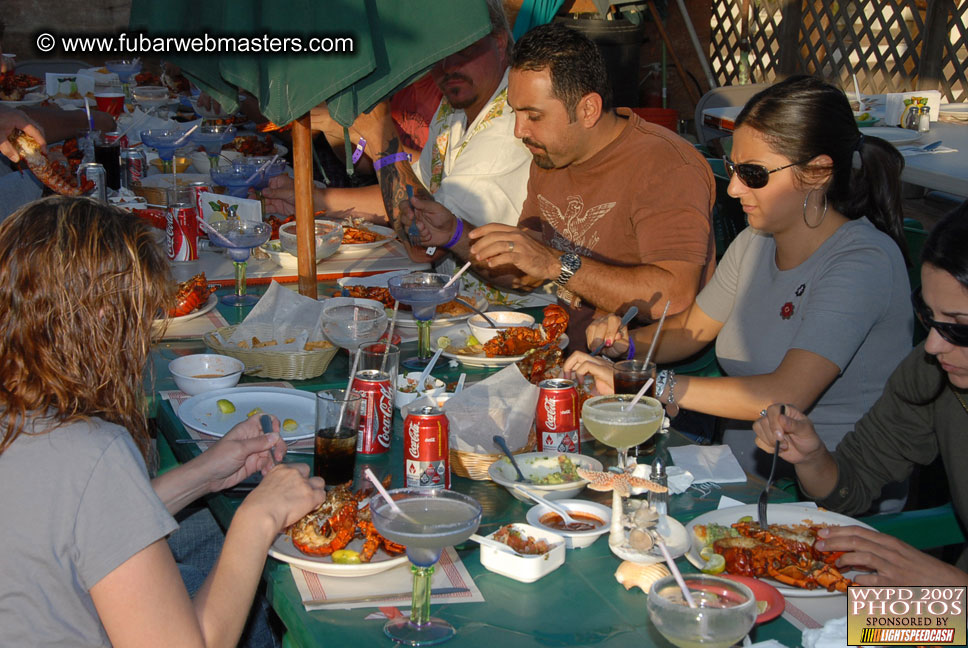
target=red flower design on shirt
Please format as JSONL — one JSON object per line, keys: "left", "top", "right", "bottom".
{"left": 780, "top": 302, "right": 795, "bottom": 319}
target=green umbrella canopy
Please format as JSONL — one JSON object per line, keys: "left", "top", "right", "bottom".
{"left": 129, "top": 0, "right": 491, "bottom": 126}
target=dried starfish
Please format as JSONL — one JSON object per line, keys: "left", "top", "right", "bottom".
{"left": 577, "top": 466, "right": 667, "bottom": 498}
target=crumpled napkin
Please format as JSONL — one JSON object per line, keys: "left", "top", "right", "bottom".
{"left": 802, "top": 616, "right": 849, "bottom": 648}
{"left": 442, "top": 364, "right": 537, "bottom": 453}
{"left": 668, "top": 445, "right": 746, "bottom": 484}
{"left": 225, "top": 281, "right": 325, "bottom": 350}
{"left": 629, "top": 463, "right": 694, "bottom": 494}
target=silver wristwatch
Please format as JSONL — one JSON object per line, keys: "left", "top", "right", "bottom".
{"left": 555, "top": 252, "right": 582, "bottom": 287}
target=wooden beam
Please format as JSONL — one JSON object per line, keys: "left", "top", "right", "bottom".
{"left": 645, "top": 0, "right": 701, "bottom": 106}
{"left": 292, "top": 114, "right": 317, "bottom": 299}
{"left": 917, "top": 0, "right": 954, "bottom": 94}
{"left": 776, "top": 0, "right": 803, "bottom": 78}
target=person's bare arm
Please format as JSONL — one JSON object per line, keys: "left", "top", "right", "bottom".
{"left": 752, "top": 403, "right": 839, "bottom": 499}
{"left": 585, "top": 302, "right": 723, "bottom": 361}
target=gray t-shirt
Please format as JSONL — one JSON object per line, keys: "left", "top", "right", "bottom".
{"left": 0, "top": 416, "right": 177, "bottom": 647}
{"left": 696, "top": 218, "right": 913, "bottom": 475}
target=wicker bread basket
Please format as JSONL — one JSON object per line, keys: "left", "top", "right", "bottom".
{"left": 450, "top": 427, "right": 537, "bottom": 481}
{"left": 203, "top": 325, "right": 338, "bottom": 380}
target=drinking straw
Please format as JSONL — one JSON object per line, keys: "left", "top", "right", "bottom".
{"left": 172, "top": 123, "right": 199, "bottom": 147}
{"left": 641, "top": 300, "right": 671, "bottom": 370}
{"left": 333, "top": 349, "right": 361, "bottom": 434}
{"left": 195, "top": 217, "right": 235, "bottom": 247}
{"left": 84, "top": 97, "right": 95, "bottom": 130}
{"left": 380, "top": 300, "right": 400, "bottom": 373}
{"left": 364, "top": 467, "right": 420, "bottom": 523}
{"left": 442, "top": 261, "right": 472, "bottom": 289}
{"left": 624, "top": 377, "right": 654, "bottom": 411}
{"left": 657, "top": 539, "right": 697, "bottom": 608}
{"left": 245, "top": 153, "right": 280, "bottom": 183}
{"left": 417, "top": 347, "right": 444, "bottom": 388}
{"left": 455, "top": 373, "right": 467, "bottom": 393}
{"left": 852, "top": 73, "right": 862, "bottom": 107}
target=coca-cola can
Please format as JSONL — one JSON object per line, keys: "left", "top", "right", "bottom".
{"left": 403, "top": 405, "right": 450, "bottom": 489}
{"left": 352, "top": 369, "right": 394, "bottom": 455}
{"left": 121, "top": 147, "right": 148, "bottom": 190}
{"left": 536, "top": 378, "right": 581, "bottom": 454}
{"left": 165, "top": 187, "right": 198, "bottom": 261}
{"left": 185, "top": 181, "right": 212, "bottom": 220}
{"left": 76, "top": 162, "right": 106, "bottom": 202}
{"left": 104, "top": 131, "right": 129, "bottom": 149}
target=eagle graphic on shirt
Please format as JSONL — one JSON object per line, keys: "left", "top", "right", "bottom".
{"left": 537, "top": 193, "right": 616, "bottom": 255}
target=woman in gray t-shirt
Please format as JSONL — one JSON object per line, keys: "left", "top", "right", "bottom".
{"left": 565, "top": 76, "right": 913, "bottom": 480}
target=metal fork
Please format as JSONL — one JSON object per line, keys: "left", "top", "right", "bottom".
{"left": 757, "top": 404, "right": 785, "bottom": 528}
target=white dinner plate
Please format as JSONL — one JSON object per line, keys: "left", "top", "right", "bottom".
{"left": 154, "top": 292, "right": 218, "bottom": 327}
{"left": 177, "top": 386, "right": 316, "bottom": 440}
{"left": 269, "top": 534, "right": 409, "bottom": 577}
{"left": 332, "top": 224, "right": 396, "bottom": 255}
{"left": 685, "top": 503, "right": 873, "bottom": 597}
{"left": 862, "top": 127, "right": 920, "bottom": 146}
{"left": 433, "top": 323, "right": 568, "bottom": 368}
{"left": 0, "top": 91, "right": 48, "bottom": 107}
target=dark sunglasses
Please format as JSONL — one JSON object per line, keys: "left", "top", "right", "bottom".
{"left": 911, "top": 286, "right": 968, "bottom": 347}
{"left": 722, "top": 156, "right": 808, "bottom": 189}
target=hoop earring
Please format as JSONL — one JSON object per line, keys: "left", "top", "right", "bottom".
{"left": 802, "top": 188, "right": 828, "bottom": 229}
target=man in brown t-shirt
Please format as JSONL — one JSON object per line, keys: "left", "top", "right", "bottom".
{"left": 406, "top": 23, "right": 715, "bottom": 348}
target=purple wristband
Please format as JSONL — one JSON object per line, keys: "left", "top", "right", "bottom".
{"left": 373, "top": 151, "right": 411, "bottom": 171}
{"left": 351, "top": 137, "right": 366, "bottom": 164}
{"left": 626, "top": 336, "right": 636, "bottom": 360}
{"left": 443, "top": 218, "right": 464, "bottom": 249}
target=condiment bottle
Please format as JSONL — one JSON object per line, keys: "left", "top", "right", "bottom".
{"left": 648, "top": 456, "right": 668, "bottom": 517}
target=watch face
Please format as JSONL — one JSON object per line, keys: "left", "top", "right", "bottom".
{"left": 562, "top": 253, "right": 581, "bottom": 272}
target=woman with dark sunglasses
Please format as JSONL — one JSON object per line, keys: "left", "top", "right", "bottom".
{"left": 752, "top": 202, "right": 968, "bottom": 586}
{"left": 565, "top": 75, "right": 913, "bottom": 485}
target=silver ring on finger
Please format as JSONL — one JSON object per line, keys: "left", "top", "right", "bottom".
{"left": 759, "top": 409, "right": 768, "bottom": 418}
{"left": 507, "top": 241, "right": 515, "bottom": 252}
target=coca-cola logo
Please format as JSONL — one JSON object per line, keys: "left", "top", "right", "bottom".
{"left": 407, "top": 420, "right": 420, "bottom": 458}
{"left": 377, "top": 384, "right": 393, "bottom": 448}
{"left": 165, "top": 213, "right": 176, "bottom": 258}
{"left": 543, "top": 397, "right": 557, "bottom": 430}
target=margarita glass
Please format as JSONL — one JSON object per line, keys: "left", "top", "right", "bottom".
{"left": 132, "top": 85, "right": 169, "bottom": 117}
{"left": 370, "top": 488, "right": 482, "bottom": 646}
{"left": 320, "top": 298, "right": 388, "bottom": 351}
{"left": 388, "top": 272, "right": 459, "bottom": 369}
{"left": 192, "top": 124, "right": 237, "bottom": 171}
{"left": 648, "top": 574, "right": 756, "bottom": 648}
{"left": 104, "top": 59, "right": 141, "bottom": 99}
{"left": 208, "top": 220, "right": 271, "bottom": 306}
{"left": 141, "top": 129, "right": 187, "bottom": 174}
{"left": 244, "top": 156, "right": 287, "bottom": 190}
{"left": 210, "top": 164, "right": 260, "bottom": 199}
{"left": 582, "top": 395, "right": 663, "bottom": 469}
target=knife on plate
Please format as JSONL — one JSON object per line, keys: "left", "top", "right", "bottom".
{"left": 303, "top": 586, "right": 469, "bottom": 606}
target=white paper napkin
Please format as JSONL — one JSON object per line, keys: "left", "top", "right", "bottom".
{"left": 802, "top": 616, "right": 850, "bottom": 648}
{"left": 668, "top": 445, "right": 746, "bottom": 484}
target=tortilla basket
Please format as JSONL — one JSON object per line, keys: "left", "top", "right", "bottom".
{"left": 450, "top": 427, "right": 537, "bottom": 480}
{"left": 203, "top": 326, "right": 338, "bottom": 380}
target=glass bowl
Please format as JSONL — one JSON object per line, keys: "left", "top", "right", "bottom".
{"left": 278, "top": 219, "right": 343, "bottom": 262}
{"left": 320, "top": 297, "right": 388, "bottom": 350}
{"left": 647, "top": 574, "right": 757, "bottom": 648}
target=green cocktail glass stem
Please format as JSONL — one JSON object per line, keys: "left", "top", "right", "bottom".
{"left": 416, "top": 320, "right": 432, "bottom": 361}
{"left": 234, "top": 261, "right": 247, "bottom": 301}
{"left": 409, "top": 564, "right": 434, "bottom": 627}
{"left": 159, "top": 158, "right": 173, "bottom": 174}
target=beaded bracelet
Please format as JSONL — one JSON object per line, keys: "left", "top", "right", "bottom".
{"left": 443, "top": 218, "right": 465, "bottom": 249}
{"left": 351, "top": 137, "right": 366, "bottom": 164}
{"left": 373, "top": 151, "right": 411, "bottom": 171}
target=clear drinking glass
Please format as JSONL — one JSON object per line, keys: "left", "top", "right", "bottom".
{"left": 648, "top": 574, "right": 757, "bottom": 648}
{"left": 370, "top": 488, "right": 482, "bottom": 646}
{"left": 314, "top": 389, "right": 363, "bottom": 487}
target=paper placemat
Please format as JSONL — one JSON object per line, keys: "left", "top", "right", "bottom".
{"left": 291, "top": 546, "right": 483, "bottom": 611}
{"left": 156, "top": 306, "right": 230, "bottom": 340}
{"left": 669, "top": 445, "right": 747, "bottom": 484}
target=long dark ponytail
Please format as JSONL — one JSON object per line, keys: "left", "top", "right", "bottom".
{"left": 736, "top": 75, "right": 908, "bottom": 263}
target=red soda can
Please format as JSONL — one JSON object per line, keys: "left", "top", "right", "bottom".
{"left": 536, "top": 378, "right": 581, "bottom": 453}
{"left": 104, "top": 131, "right": 129, "bottom": 149}
{"left": 186, "top": 181, "right": 213, "bottom": 221}
{"left": 403, "top": 405, "right": 450, "bottom": 489}
{"left": 352, "top": 369, "right": 394, "bottom": 455}
{"left": 121, "top": 147, "right": 147, "bottom": 190}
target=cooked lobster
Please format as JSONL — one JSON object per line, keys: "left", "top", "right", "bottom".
{"left": 6, "top": 128, "right": 94, "bottom": 196}
{"left": 485, "top": 304, "right": 569, "bottom": 357}
{"left": 168, "top": 273, "right": 216, "bottom": 318}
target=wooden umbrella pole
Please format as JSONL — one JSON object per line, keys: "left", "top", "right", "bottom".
{"left": 646, "top": 0, "right": 701, "bottom": 106}
{"left": 292, "top": 114, "right": 317, "bottom": 299}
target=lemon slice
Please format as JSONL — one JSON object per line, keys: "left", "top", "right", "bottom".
{"left": 465, "top": 334, "right": 480, "bottom": 347}
{"left": 436, "top": 335, "right": 452, "bottom": 350}
{"left": 216, "top": 399, "right": 235, "bottom": 414}
{"left": 282, "top": 418, "right": 298, "bottom": 432}
{"left": 331, "top": 549, "right": 361, "bottom": 564}
{"left": 756, "top": 600, "right": 769, "bottom": 615}
{"left": 700, "top": 553, "right": 726, "bottom": 575}
{"left": 246, "top": 407, "right": 263, "bottom": 417}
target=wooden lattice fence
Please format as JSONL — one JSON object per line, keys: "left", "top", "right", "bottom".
{"left": 708, "top": 0, "right": 967, "bottom": 102}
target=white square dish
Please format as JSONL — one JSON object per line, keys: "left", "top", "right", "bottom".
{"left": 479, "top": 523, "right": 566, "bottom": 583}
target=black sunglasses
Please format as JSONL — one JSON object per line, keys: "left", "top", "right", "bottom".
{"left": 911, "top": 286, "right": 968, "bottom": 347}
{"left": 722, "top": 156, "right": 808, "bottom": 189}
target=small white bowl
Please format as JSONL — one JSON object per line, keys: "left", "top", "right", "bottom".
{"left": 395, "top": 371, "right": 446, "bottom": 409}
{"left": 168, "top": 354, "right": 244, "bottom": 395}
{"left": 525, "top": 499, "right": 612, "bottom": 549}
{"left": 488, "top": 451, "right": 603, "bottom": 502}
{"left": 468, "top": 311, "right": 536, "bottom": 344}
{"left": 479, "top": 523, "right": 566, "bottom": 582}
{"left": 279, "top": 219, "right": 343, "bottom": 262}
{"left": 260, "top": 240, "right": 299, "bottom": 269}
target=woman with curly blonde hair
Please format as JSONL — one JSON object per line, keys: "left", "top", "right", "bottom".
{"left": 0, "top": 197, "right": 325, "bottom": 647}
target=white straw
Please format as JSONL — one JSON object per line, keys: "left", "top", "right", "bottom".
{"left": 852, "top": 73, "right": 862, "bottom": 107}
{"left": 641, "top": 300, "right": 671, "bottom": 370}
{"left": 333, "top": 349, "right": 361, "bottom": 433}
{"left": 455, "top": 373, "right": 466, "bottom": 393}
{"left": 380, "top": 300, "right": 400, "bottom": 373}
{"left": 624, "top": 377, "right": 654, "bottom": 411}
{"left": 657, "top": 539, "right": 697, "bottom": 608}
{"left": 84, "top": 97, "right": 94, "bottom": 130}
{"left": 245, "top": 153, "right": 279, "bottom": 183}
{"left": 173, "top": 123, "right": 199, "bottom": 146}
{"left": 442, "top": 261, "right": 471, "bottom": 289}
{"left": 364, "top": 468, "right": 420, "bottom": 523}
{"left": 417, "top": 347, "right": 444, "bottom": 388}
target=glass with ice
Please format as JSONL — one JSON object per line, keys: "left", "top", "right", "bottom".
{"left": 581, "top": 394, "right": 663, "bottom": 469}
{"left": 387, "top": 272, "right": 459, "bottom": 370}
{"left": 207, "top": 220, "right": 271, "bottom": 306}
{"left": 648, "top": 574, "right": 757, "bottom": 648}
{"left": 370, "top": 488, "right": 482, "bottom": 646}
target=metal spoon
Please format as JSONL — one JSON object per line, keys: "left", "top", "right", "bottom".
{"left": 589, "top": 306, "right": 639, "bottom": 356}
{"left": 493, "top": 435, "right": 527, "bottom": 482}
{"left": 511, "top": 484, "right": 580, "bottom": 526}
{"left": 469, "top": 533, "right": 525, "bottom": 557}
{"left": 455, "top": 297, "right": 498, "bottom": 328}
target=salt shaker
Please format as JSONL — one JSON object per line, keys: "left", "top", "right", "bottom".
{"left": 918, "top": 106, "right": 931, "bottom": 133}
{"left": 648, "top": 456, "right": 668, "bottom": 516}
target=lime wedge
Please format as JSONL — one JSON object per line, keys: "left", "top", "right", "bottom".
{"left": 216, "top": 399, "right": 235, "bottom": 414}
{"left": 332, "top": 549, "right": 361, "bottom": 564}
{"left": 700, "top": 553, "right": 726, "bottom": 575}
{"left": 247, "top": 407, "right": 263, "bottom": 417}
{"left": 282, "top": 418, "right": 298, "bottom": 432}
{"left": 436, "top": 335, "right": 452, "bottom": 350}
{"left": 466, "top": 334, "right": 480, "bottom": 347}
